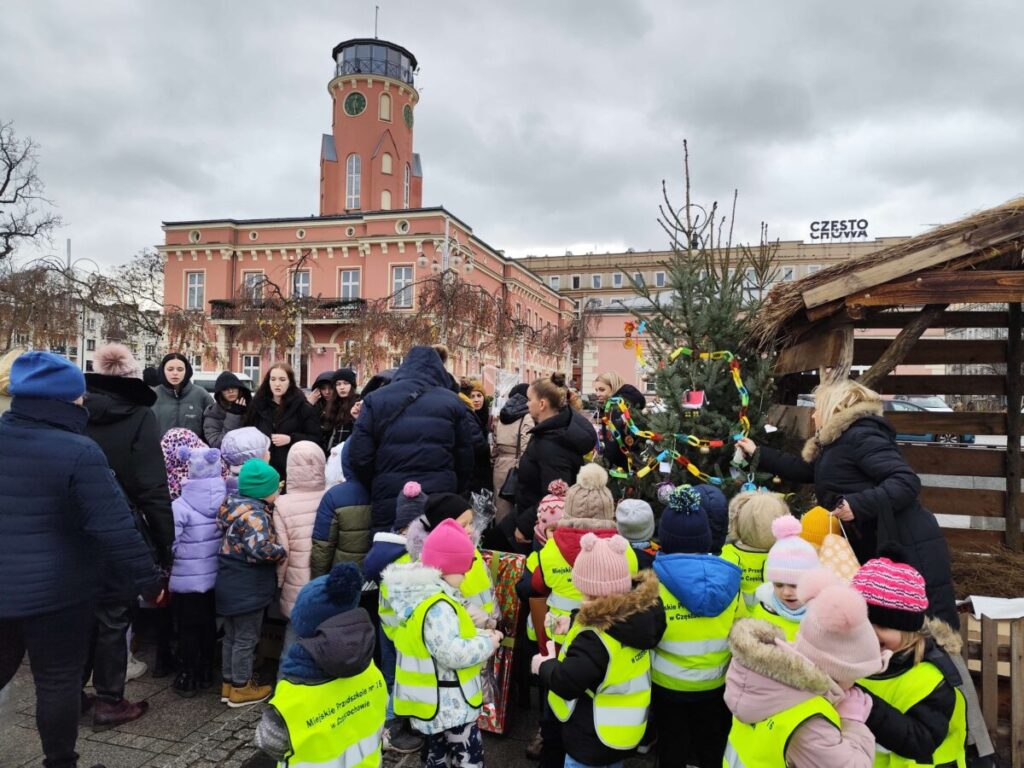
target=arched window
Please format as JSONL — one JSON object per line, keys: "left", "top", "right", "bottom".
{"left": 379, "top": 93, "right": 392, "bottom": 121}
{"left": 345, "top": 154, "right": 361, "bottom": 209}
{"left": 403, "top": 163, "right": 411, "bottom": 209}
{"left": 381, "top": 190, "right": 392, "bottom": 210}
{"left": 381, "top": 152, "right": 393, "bottom": 175}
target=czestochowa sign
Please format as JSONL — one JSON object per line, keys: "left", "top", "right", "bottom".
{"left": 809, "top": 219, "right": 869, "bottom": 240}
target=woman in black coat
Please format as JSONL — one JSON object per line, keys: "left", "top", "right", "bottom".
{"left": 593, "top": 370, "right": 647, "bottom": 474}
{"left": 510, "top": 373, "right": 598, "bottom": 547}
{"left": 737, "top": 379, "right": 957, "bottom": 628}
{"left": 246, "top": 362, "right": 322, "bottom": 483}
{"left": 203, "top": 371, "right": 251, "bottom": 448}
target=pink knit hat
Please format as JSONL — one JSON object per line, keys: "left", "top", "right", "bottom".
{"left": 93, "top": 343, "right": 142, "bottom": 379}
{"left": 765, "top": 515, "right": 820, "bottom": 585}
{"left": 851, "top": 546, "right": 929, "bottom": 632}
{"left": 534, "top": 479, "right": 568, "bottom": 544}
{"left": 794, "top": 569, "right": 888, "bottom": 687}
{"left": 420, "top": 518, "right": 475, "bottom": 576}
{"left": 572, "top": 533, "right": 631, "bottom": 597}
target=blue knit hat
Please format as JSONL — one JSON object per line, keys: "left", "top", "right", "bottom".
{"left": 693, "top": 484, "right": 729, "bottom": 554}
{"left": 9, "top": 351, "right": 86, "bottom": 402}
{"left": 290, "top": 562, "right": 364, "bottom": 638}
{"left": 658, "top": 485, "right": 712, "bottom": 554}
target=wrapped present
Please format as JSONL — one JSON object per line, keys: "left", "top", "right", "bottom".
{"left": 477, "top": 549, "right": 525, "bottom": 734}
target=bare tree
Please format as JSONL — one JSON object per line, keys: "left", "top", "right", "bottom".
{"left": 0, "top": 121, "right": 61, "bottom": 261}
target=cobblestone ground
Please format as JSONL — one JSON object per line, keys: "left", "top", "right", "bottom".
{"left": 0, "top": 643, "right": 577, "bottom": 768}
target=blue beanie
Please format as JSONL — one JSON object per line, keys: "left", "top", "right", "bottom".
{"left": 290, "top": 563, "right": 364, "bottom": 638}
{"left": 693, "top": 484, "right": 729, "bottom": 554}
{"left": 658, "top": 485, "right": 712, "bottom": 554}
{"left": 9, "top": 351, "right": 86, "bottom": 402}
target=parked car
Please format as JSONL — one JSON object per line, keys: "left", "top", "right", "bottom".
{"left": 882, "top": 399, "right": 974, "bottom": 445}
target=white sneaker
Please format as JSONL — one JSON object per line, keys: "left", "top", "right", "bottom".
{"left": 126, "top": 654, "right": 148, "bottom": 681}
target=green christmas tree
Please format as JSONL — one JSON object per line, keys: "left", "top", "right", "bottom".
{"left": 615, "top": 143, "right": 780, "bottom": 499}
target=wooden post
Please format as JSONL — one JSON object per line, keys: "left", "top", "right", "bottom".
{"left": 1007, "top": 302, "right": 1022, "bottom": 551}
{"left": 1012, "top": 619, "right": 1024, "bottom": 768}
{"left": 981, "top": 615, "right": 999, "bottom": 734}
{"left": 823, "top": 324, "right": 854, "bottom": 383}
{"left": 859, "top": 303, "right": 949, "bottom": 389}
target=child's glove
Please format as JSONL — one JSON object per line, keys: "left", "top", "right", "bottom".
{"left": 487, "top": 630, "right": 504, "bottom": 653}
{"left": 837, "top": 687, "right": 873, "bottom": 723}
{"left": 544, "top": 612, "right": 571, "bottom": 637}
{"left": 530, "top": 641, "right": 557, "bottom": 675}
{"left": 468, "top": 604, "right": 495, "bottom": 629}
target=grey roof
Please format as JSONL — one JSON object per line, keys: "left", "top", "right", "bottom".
{"left": 321, "top": 134, "right": 337, "bottom": 162}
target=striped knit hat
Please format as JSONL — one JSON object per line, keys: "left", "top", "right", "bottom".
{"left": 850, "top": 545, "right": 928, "bottom": 631}
{"left": 764, "top": 515, "right": 820, "bottom": 585}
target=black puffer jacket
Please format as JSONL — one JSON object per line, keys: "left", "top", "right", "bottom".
{"left": 246, "top": 392, "right": 322, "bottom": 483}
{"left": 600, "top": 384, "right": 647, "bottom": 472}
{"left": 514, "top": 406, "right": 597, "bottom": 538}
{"left": 346, "top": 347, "right": 476, "bottom": 532}
{"left": 859, "top": 623, "right": 961, "bottom": 764}
{"left": 84, "top": 374, "right": 174, "bottom": 571}
{"left": 538, "top": 571, "right": 666, "bottom": 766}
{"left": 756, "top": 402, "right": 957, "bottom": 628}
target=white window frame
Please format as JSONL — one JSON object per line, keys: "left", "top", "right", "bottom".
{"left": 242, "top": 271, "right": 263, "bottom": 301}
{"left": 403, "top": 164, "right": 411, "bottom": 209}
{"left": 340, "top": 269, "right": 361, "bottom": 300}
{"left": 191, "top": 353, "right": 203, "bottom": 371}
{"left": 186, "top": 272, "right": 205, "bottom": 310}
{"left": 613, "top": 272, "right": 624, "bottom": 288}
{"left": 633, "top": 272, "right": 645, "bottom": 287}
{"left": 655, "top": 271, "right": 666, "bottom": 288}
{"left": 782, "top": 265, "right": 795, "bottom": 282}
{"left": 592, "top": 274, "right": 602, "bottom": 289}
{"left": 381, "top": 152, "right": 393, "bottom": 175}
{"left": 381, "top": 189, "right": 392, "bottom": 210}
{"left": 379, "top": 93, "right": 392, "bottom": 121}
{"left": 807, "top": 264, "right": 821, "bottom": 275}
{"left": 549, "top": 275, "right": 560, "bottom": 290}
{"left": 241, "top": 354, "right": 261, "bottom": 384}
{"left": 86, "top": 339, "right": 96, "bottom": 351}
{"left": 346, "top": 154, "right": 361, "bottom": 209}
{"left": 571, "top": 274, "right": 581, "bottom": 290}
{"left": 391, "top": 265, "right": 414, "bottom": 308}
{"left": 292, "top": 270, "right": 311, "bottom": 298}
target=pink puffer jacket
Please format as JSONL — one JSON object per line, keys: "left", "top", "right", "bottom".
{"left": 275, "top": 441, "right": 327, "bottom": 618}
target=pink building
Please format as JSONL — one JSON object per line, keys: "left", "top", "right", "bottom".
{"left": 160, "top": 38, "right": 572, "bottom": 388}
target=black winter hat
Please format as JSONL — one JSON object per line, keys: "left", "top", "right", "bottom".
{"left": 423, "top": 492, "right": 471, "bottom": 531}
{"left": 214, "top": 371, "right": 252, "bottom": 404}
{"left": 159, "top": 353, "right": 193, "bottom": 387}
{"left": 333, "top": 368, "right": 357, "bottom": 388}
{"left": 312, "top": 370, "right": 335, "bottom": 389}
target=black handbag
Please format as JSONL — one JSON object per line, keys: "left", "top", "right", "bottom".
{"left": 498, "top": 421, "right": 524, "bottom": 502}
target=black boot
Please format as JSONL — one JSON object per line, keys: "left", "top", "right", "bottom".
{"left": 152, "top": 646, "right": 176, "bottom": 679}
{"left": 172, "top": 670, "right": 197, "bottom": 698}
{"left": 196, "top": 664, "right": 213, "bottom": 690}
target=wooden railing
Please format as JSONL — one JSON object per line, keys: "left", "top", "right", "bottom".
{"left": 960, "top": 615, "right": 1024, "bottom": 765}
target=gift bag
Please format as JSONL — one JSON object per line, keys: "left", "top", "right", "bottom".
{"left": 818, "top": 518, "right": 861, "bottom": 582}
{"left": 477, "top": 549, "right": 525, "bottom": 734}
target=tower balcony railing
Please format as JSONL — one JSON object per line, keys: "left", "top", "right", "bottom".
{"left": 335, "top": 58, "right": 414, "bottom": 86}
{"left": 209, "top": 297, "right": 367, "bottom": 321}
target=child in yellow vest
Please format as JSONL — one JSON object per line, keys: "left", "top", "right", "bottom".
{"left": 255, "top": 563, "right": 387, "bottom": 767}
{"left": 719, "top": 490, "right": 789, "bottom": 609}
{"left": 533, "top": 534, "right": 664, "bottom": 768}
{"left": 724, "top": 569, "right": 889, "bottom": 767}
{"left": 748, "top": 515, "right": 821, "bottom": 641}
{"left": 851, "top": 549, "right": 968, "bottom": 766}
{"left": 384, "top": 519, "right": 501, "bottom": 768}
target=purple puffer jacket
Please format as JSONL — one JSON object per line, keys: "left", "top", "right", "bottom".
{"left": 170, "top": 475, "right": 227, "bottom": 593}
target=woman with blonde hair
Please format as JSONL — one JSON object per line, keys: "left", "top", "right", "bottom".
{"left": 593, "top": 370, "right": 646, "bottom": 473}
{"left": 736, "top": 378, "right": 956, "bottom": 629}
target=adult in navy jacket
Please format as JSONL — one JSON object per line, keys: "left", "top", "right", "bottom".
{"left": 0, "top": 352, "right": 161, "bottom": 768}
{"left": 346, "top": 346, "right": 475, "bottom": 532}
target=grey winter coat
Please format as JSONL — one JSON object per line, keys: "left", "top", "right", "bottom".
{"left": 153, "top": 382, "right": 213, "bottom": 438}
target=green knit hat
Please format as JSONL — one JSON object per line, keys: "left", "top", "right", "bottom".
{"left": 238, "top": 459, "right": 280, "bottom": 499}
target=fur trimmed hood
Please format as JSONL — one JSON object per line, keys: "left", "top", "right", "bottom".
{"left": 575, "top": 570, "right": 665, "bottom": 650}
{"left": 925, "top": 616, "right": 962, "bottom": 656}
{"left": 725, "top": 618, "right": 845, "bottom": 724}
{"left": 801, "top": 401, "right": 884, "bottom": 462}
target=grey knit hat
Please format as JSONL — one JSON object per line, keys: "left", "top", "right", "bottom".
{"left": 615, "top": 499, "right": 655, "bottom": 542}
{"left": 562, "top": 463, "right": 615, "bottom": 522}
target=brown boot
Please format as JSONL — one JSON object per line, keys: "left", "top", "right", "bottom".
{"left": 221, "top": 681, "right": 231, "bottom": 703}
{"left": 92, "top": 698, "right": 149, "bottom": 730}
{"left": 228, "top": 679, "right": 272, "bottom": 708}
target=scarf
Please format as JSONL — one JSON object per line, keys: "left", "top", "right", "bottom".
{"left": 771, "top": 590, "right": 808, "bottom": 622}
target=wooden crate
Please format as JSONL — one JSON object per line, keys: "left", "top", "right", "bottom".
{"left": 959, "top": 614, "right": 1024, "bottom": 765}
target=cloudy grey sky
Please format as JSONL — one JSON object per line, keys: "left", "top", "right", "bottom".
{"left": 3, "top": 0, "right": 1023, "bottom": 268}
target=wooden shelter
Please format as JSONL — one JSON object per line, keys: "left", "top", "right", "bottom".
{"left": 749, "top": 197, "right": 1024, "bottom": 552}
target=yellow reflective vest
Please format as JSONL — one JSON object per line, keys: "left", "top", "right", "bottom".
{"left": 858, "top": 659, "right": 967, "bottom": 768}
{"left": 747, "top": 602, "right": 800, "bottom": 642}
{"left": 270, "top": 665, "right": 387, "bottom": 768}
{"left": 538, "top": 538, "right": 639, "bottom": 644}
{"left": 392, "top": 591, "right": 483, "bottom": 721}
{"left": 724, "top": 695, "right": 841, "bottom": 767}
{"left": 653, "top": 583, "right": 739, "bottom": 692}
{"left": 379, "top": 548, "right": 492, "bottom": 641}
{"left": 718, "top": 545, "right": 768, "bottom": 609}
{"left": 548, "top": 622, "right": 652, "bottom": 750}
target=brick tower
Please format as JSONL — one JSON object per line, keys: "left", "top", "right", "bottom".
{"left": 320, "top": 38, "right": 423, "bottom": 214}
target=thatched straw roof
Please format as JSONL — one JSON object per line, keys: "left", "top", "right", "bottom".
{"left": 749, "top": 197, "right": 1024, "bottom": 351}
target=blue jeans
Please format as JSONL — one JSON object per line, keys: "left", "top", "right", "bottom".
{"left": 564, "top": 756, "right": 621, "bottom": 768}
{"left": 379, "top": 624, "right": 397, "bottom": 720}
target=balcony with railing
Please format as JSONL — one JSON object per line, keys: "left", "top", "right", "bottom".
{"left": 209, "top": 297, "right": 367, "bottom": 322}
{"left": 332, "top": 40, "right": 416, "bottom": 86}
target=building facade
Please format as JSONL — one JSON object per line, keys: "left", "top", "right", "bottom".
{"left": 160, "top": 38, "right": 572, "bottom": 389}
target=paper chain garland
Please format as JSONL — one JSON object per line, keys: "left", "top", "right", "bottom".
{"left": 607, "top": 321, "right": 753, "bottom": 487}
